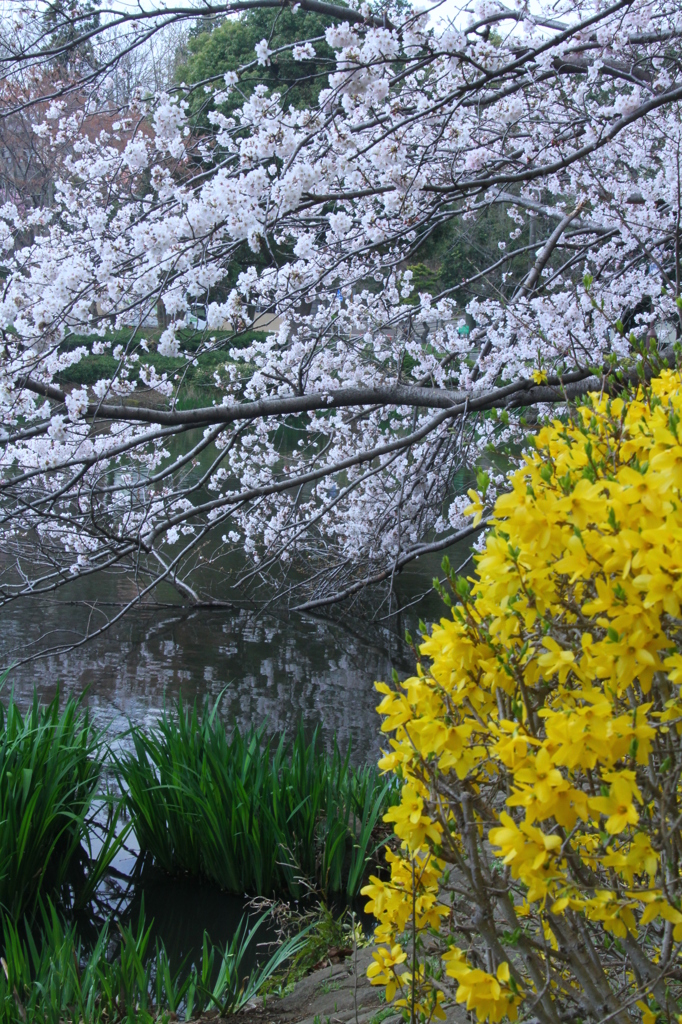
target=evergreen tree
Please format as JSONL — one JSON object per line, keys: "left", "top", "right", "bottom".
{"left": 177, "top": 7, "right": 335, "bottom": 122}
{"left": 43, "top": 0, "right": 101, "bottom": 71}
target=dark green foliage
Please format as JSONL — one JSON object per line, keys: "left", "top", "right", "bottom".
{"left": 57, "top": 352, "right": 120, "bottom": 386}
{"left": 405, "top": 263, "right": 443, "bottom": 298}
{"left": 177, "top": 9, "right": 335, "bottom": 120}
{"left": 409, "top": 201, "right": 559, "bottom": 305}
{"left": 0, "top": 691, "right": 125, "bottom": 919}
{"left": 55, "top": 328, "right": 266, "bottom": 389}
{"left": 116, "top": 699, "right": 393, "bottom": 900}
{"left": 43, "top": 0, "right": 101, "bottom": 71}
{"left": 0, "top": 902, "right": 307, "bottom": 1023}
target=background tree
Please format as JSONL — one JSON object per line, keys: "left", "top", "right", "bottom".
{"left": 178, "top": 7, "right": 336, "bottom": 119}
{"left": 43, "top": 0, "right": 101, "bottom": 73}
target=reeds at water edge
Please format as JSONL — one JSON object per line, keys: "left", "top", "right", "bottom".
{"left": 116, "top": 698, "right": 395, "bottom": 900}
{"left": 0, "top": 690, "right": 125, "bottom": 920}
{"left": 0, "top": 900, "right": 308, "bottom": 1023}
{"left": 0, "top": 690, "right": 392, "bottom": 1021}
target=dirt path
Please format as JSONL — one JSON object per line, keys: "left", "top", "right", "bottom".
{"left": 210, "top": 947, "right": 465, "bottom": 1024}
{"left": 206, "top": 947, "right": 387, "bottom": 1024}
{"left": 276, "top": 946, "right": 396, "bottom": 1024}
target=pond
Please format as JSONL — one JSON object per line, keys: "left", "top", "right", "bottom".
{"left": 0, "top": 578, "right": 433, "bottom": 762}
{"left": 0, "top": 502, "right": 473, "bottom": 755}
{"left": 0, "top": 539, "right": 469, "bottom": 961}
{"left": 0, "top": 424, "right": 472, "bottom": 760}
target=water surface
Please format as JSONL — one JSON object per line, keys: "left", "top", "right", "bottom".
{"left": 0, "top": 539, "right": 467, "bottom": 956}
{"left": 0, "top": 537, "right": 463, "bottom": 759}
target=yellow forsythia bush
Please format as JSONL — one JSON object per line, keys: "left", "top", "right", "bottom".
{"left": 363, "top": 371, "right": 682, "bottom": 1024}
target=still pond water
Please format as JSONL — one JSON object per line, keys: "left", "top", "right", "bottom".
{"left": 1, "top": 578, "right": 439, "bottom": 760}
{"left": 0, "top": 548, "right": 462, "bottom": 961}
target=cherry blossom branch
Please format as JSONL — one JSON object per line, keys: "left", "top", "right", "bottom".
{"left": 20, "top": 364, "right": 640, "bottom": 432}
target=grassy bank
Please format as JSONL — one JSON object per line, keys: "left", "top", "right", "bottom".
{"left": 55, "top": 327, "right": 265, "bottom": 393}
{"left": 117, "top": 700, "right": 394, "bottom": 900}
{"left": 0, "top": 902, "right": 307, "bottom": 1024}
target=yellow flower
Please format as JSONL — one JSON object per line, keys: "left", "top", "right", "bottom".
{"left": 589, "top": 774, "right": 640, "bottom": 834}
{"left": 636, "top": 1000, "right": 659, "bottom": 1024}
{"left": 509, "top": 746, "right": 565, "bottom": 802}
{"left": 367, "top": 372, "right": 682, "bottom": 1023}
{"left": 464, "top": 488, "right": 485, "bottom": 526}
{"left": 532, "top": 369, "right": 548, "bottom": 384}
{"left": 367, "top": 945, "right": 408, "bottom": 1001}
{"left": 553, "top": 478, "right": 605, "bottom": 530}
{"left": 603, "top": 832, "right": 659, "bottom": 884}
{"left": 638, "top": 894, "right": 682, "bottom": 940}
{"left": 581, "top": 890, "right": 638, "bottom": 938}
{"left": 444, "top": 948, "right": 522, "bottom": 1023}
{"left": 383, "top": 784, "right": 443, "bottom": 852}
{"left": 633, "top": 568, "right": 681, "bottom": 617}
{"left": 537, "top": 638, "right": 576, "bottom": 683}
{"left": 489, "top": 812, "right": 562, "bottom": 900}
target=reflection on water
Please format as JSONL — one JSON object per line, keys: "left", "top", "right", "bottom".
{"left": 1, "top": 597, "right": 401, "bottom": 762}
{"left": 127, "top": 872, "right": 270, "bottom": 972}
{"left": 0, "top": 534, "right": 470, "bottom": 962}
{"left": 0, "top": 533, "right": 466, "bottom": 762}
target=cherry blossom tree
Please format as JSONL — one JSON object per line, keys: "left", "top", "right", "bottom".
{"left": 1, "top": 0, "right": 681, "bottom": 650}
